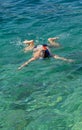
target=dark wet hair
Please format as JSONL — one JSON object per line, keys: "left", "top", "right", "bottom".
{"left": 42, "top": 49, "right": 51, "bottom": 58}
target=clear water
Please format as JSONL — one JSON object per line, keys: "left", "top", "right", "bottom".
{"left": 0, "top": 0, "right": 82, "bottom": 130}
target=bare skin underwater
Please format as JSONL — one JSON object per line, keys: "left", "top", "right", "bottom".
{"left": 18, "top": 37, "right": 74, "bottom": 70}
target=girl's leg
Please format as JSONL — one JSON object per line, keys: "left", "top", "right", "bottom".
{"left": 48, "top": 37, "right": 60, "bottom": 47}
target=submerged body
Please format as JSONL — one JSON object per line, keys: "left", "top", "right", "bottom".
{"left": 18, "top": 38, "right": 74, "bottom": 70}
{"left": 23, "top": 37, "right": 60, "bottom": 52}
{"left": 34, "top": 44, "right": 51, "bottom": 58}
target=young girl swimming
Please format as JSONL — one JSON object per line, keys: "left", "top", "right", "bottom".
{"left": 18, "top": 37, "right": 74, "bottom": 70}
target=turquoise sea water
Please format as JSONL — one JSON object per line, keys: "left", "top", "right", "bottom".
{"left": 0, "top": 0, "right": 82, "bottom": 130}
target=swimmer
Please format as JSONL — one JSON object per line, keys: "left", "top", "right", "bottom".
{"left": 18, "top": 44, "right": 74, "bottom": 70}
{"left": 23, "top": 37, "right": 60, "bottom": 52}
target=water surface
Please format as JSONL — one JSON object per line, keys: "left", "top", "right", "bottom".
{"left": 0, "top": 0, "right": 82, "bottom": 130}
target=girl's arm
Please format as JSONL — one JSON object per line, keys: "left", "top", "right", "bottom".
{"left": 53, "top": 55, "right": 74, "bottom": 62}
{"left": 18, "top": 57, "right": 37, "bottom": 70}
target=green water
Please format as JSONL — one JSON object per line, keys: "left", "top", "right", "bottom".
{"left": 0, "top": 0, "right": 82, "bottom": 130}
